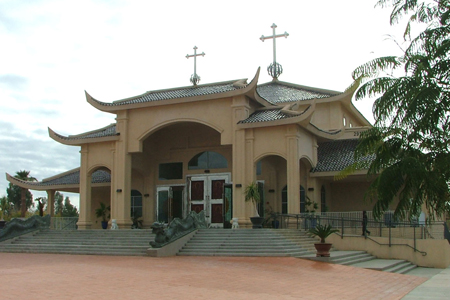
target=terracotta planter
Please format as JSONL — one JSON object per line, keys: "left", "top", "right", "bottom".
{"left": 314, "top": 243, "right": 332, "bottom": 257}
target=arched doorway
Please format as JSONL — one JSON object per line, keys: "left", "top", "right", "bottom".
{"left": 138, "top": 122, "right": 232, "bottom": 226}
{"left": 87, "top": 167, "right": 112, "bottom": 229}
{"left": 255, "top": 155, "right": 287, "bottom": 217}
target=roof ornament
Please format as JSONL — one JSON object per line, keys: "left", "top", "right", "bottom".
{"left": 186, "top": 46, "right": 205, "bottom": 86}
{"left": 260, "top": 23, "right": 289, "bottom": 80}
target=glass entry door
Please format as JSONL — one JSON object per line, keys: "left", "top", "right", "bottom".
{"left": 223, "top": 183, "right": 233, "bottom": 228}
{"left": 189, "top": 174, "right": 229, "bottom": 227}
{"left": 156, "top": 186, "right": 184, "bottom": 223}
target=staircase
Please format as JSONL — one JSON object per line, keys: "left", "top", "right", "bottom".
{"left": 300, "top": 250, "right": 418, "bottom": 274}
{"left": 177, "top": 228, "right": 317, "bottom": 257}
{"left": 0, "top": 228, "right": 421, "bottom": 274}
{"left": 0, "top": 229, "right": 155, "bottom": 256}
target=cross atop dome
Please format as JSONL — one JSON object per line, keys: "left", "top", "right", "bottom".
{"left": 260, "top": 23, "right": 289, "bottom": 80}
{"left": 186, "top": 46, "right": 205, "bottom": 86}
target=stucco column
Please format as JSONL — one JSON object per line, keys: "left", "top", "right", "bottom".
{"left": 46, "top": 190, "right": 55, "bottom": 217}
{"left": 77, "top": 147, "right": 92, "bottom": 229}
{"left": 245, "top": 129, "right": 256, "bottom": 220}
{"left": 112, "top": 111, "right": 132, "bottom": 229}
{"left": 286, "top": 126, "right": 300, "bottom": 214}
{"left": 231, "top": 95, "right": 250, "bottom": 227}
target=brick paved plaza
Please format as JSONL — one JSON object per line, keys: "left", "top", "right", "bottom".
{"left": 0, "top": 253, "right": 426, "bottom": 300}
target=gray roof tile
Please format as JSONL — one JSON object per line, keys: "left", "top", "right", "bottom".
{"left": 24, "top": 169, "right": 111, "bottom": 187}
{"left": 54, "top": 124, "right": 118, "bottom": 141}
{"left": 238, "top": 109, "right": 296, "bottom": 124}
{"left": 313, "top": 139, "right": 374, "bottom": 172}
{"left": 103, "top": 81, "right": 247, "bottom": 106}
{"left": 256, "top": 81, "right": 337, "bottom": 104}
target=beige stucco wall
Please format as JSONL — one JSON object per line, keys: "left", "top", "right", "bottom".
{"left": 83, "top": 142, "right": 115, "bottom": 172}
{"left": 328, "top": 234, "right": 450, "bottom": 268}
{"left": 126, "top": 98, "right": 234, "bottom": 153}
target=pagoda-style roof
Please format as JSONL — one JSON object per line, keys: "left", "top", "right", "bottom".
{"left": 49, "top": 124, "right": 119, "bottom": 146}
{"left": 5, "top": 169, "right": 111, "bottom": 192}
{"left": 312, "top": 139, "right": 374, "bottom": 173}
{"left": 86, "top": 69, "right": 262, "bottom": 112}
{"left": 256, "top": 80, "right": 341, "bottom": 105}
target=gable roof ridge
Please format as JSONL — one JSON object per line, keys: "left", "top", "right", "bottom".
{"left": 111, "top": 79, "right": 248, "bottom": 105}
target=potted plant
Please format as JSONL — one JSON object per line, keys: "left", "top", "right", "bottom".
{"left": 95, "top": 202, "right": 110, "bottom": 229}
{"left": 264, "top": 202, "right": 279, "bottom": 228}
{"left": 308, "top": 224, "right": 339, "bottom": 257}
{"left": 244, "top": 182, "right": 263, "bottom": 228}
{"left": 131, "top": 214, "right": 143, "bottom": 229}
{"left": 305, "top": 197, "right": 319, "bottom": 229}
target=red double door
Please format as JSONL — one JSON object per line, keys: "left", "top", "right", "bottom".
{"left": 189, "top": 175, "right": 229, "bottom": 227}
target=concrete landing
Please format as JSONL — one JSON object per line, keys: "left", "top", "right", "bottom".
{"left": 402, "top": 265, "right": 450, "bottom": 299}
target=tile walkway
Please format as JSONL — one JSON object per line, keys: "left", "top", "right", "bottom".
{"left": 0, "top": 253, "right": 428, "bottom": 300}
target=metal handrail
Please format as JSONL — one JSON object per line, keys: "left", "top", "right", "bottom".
{"left": 274, "top": 213, "right": 444, "bottom": 255}
{"left": 51, "top": 217, "right": 78, "bottom": 230}
{"left": 363, "top": 235, "right": 427, "bottom": 256}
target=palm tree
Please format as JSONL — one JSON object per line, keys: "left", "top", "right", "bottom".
{"left": 14, "top": 170, "right": 37, "bottom": 217}
{"left": 340, "top": 0, "right": 450, "bottom": 220}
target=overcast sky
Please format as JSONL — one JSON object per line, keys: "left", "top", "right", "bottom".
{"left": 0, "top": 0, "right": 406, "bottom": 209}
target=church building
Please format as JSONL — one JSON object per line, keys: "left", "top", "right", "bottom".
{"left": 7, "top": 25, "right": 374, "bottom": 230}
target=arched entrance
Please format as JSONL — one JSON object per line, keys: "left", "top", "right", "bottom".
{"left": 136, "top": 122, "right": 232, "bottom": 226}
{"left": 255, "top": 155, "right": 287, "bottom": 218}
{"left": 86, "top": 167, "right": 112, "bottom": 229}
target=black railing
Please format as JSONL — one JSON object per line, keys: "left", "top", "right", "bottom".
{"left": 273, "top": 213, "right": 448, "bottom": 255}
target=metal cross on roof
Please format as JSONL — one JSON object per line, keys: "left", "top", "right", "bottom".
{"left": 260, "top": 23, "right": 289, "bottom": 80}
{"left": 186, "top": 46, "right": 205, "bottom": 86}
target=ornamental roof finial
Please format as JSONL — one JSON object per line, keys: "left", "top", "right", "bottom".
{"left": 260, "top": 23, "right": 289, "bottom": 80}
{"left": 186, "top": 46, "right": 205, "bottom": 85}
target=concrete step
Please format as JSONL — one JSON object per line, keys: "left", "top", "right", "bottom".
{"left": 0, "top": 229, "right": 155, "bottom": 256}
{"left": 177, "top": 228, "right": 317, "bottom": 257}
{"left": 299, "top": 250, "right": 418, "bottom": 274}
{"left": 351, "top": 259, "right": 418, "bottom": 274}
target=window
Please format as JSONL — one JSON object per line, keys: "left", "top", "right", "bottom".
{"left": 282, "top": 185, "right": 306, "bottom": 214}
{"left": 282, "top": 186, "right": 288, "bottom": 214}
{"left": 188, "top": 151, "right": 228, "bottom": 170}
{"left": 321, "top": 185, "right": 326, "bottom": 213}
{"left": 131, "top": 190, "right": 143, "bottom": 218}
{"left": 300, "top": 186, "right": 306, "bottom": 213}
{"left": 256, "top": 161, "right": 262, "bottom": 176}
{"left": 159, "top": 162, "right": 183, "bottom": 180}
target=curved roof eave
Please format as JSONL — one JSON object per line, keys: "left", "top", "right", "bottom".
{"left": 86, "top": 68, "right": 261, "bottom": 113}
{"left": 305, "top": 123, "right": 344, "bottom": 139}
{"left": 315, "top": 85, "right": 372, "bottom": 127}
{"left": 5, "top": 173, "right": 78, "bottom": 191}
{"left": 237, "top": 102, "right": 315, "bottom": 129}
{"left": 48, "top": 125, "right": 120, "bottom": 146}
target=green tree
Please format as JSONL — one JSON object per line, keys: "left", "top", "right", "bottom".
{"left": 61, "top": 197, "right": 78, "bottom": 217}
{"left": 343, "top": 0, "right": 450, "bottom": 220}
{"left": 7, "top": 170, "right": 37, "bottom": 217}
{"left": 0, "top": 196, "right": 12, "bottom": 220}
{"left": 54, "top": 191, "right": 64, "bottom": 216}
